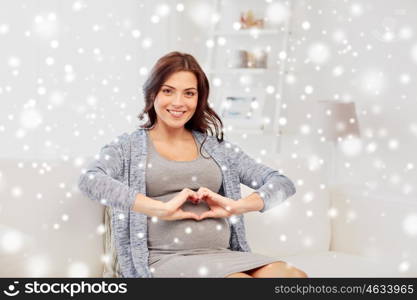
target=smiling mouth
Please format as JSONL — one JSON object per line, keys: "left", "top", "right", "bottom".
{"left": 167, "top": 109, "right": 186, "bottom": 117}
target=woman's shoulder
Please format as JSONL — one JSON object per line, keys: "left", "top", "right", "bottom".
{"left": 103, "top": 128, "right": 146, "bottom": 152}
{"left": 110, "top": 128, "right": 141, "bottom": 142}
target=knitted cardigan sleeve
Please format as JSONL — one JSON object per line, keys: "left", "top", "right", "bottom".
{"left": 77, "top": 133, "right": 138, "bottom": 211}
{"left": 224, "top": 140, "right": 296, "bottom": 213}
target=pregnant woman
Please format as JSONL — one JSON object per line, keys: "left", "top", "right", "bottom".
{"left": 78, "top": 51, "right": 308, "bottom": 278}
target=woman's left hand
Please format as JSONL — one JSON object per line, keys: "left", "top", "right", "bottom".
{"left": 195, "top": 187, "right": 239, "bottom": 220}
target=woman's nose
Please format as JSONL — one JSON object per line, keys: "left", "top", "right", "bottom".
{"left": 172, "top": 93, "right": 185, "bottom": 105}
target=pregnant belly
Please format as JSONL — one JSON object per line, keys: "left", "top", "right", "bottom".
{"left": 147, "top": 200, "right": 231, "bottom": 251}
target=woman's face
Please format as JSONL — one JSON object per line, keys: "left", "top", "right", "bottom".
{"left": 153, "top": 71, "right": 198, "bottom": 130}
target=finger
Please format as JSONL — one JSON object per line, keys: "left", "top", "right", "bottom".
{"left": 197, "top": 187, "right": 207, "bottom": 193}
{"left": 173, "top": 190, "right": 194, "bottom": 206}
{"left": 176, "top": 208, "right": 197, "bottom": 218}
{"left": 198, "top": 191, "right": 209, "bottom": 201}
{"left": 190, "top": 191, "right": 200, "bottom": 203}
{"left": 191, "top": 191, "right": 200, "bottom": 201}
{"left": 199, "top": 210, "right": 215, "bottom": 220}
{"left": 208, "top": 194, "right": 229, "bottom": 209}
{"left": 185, "top": 189, "right": 198, "bottom": 199}
{"left": 197, "top": 186, "right": 209, "bottom": 196}
{"left": 182, "top": 211, "right": 200, "bottom": 221}
{"left": 187, "top": 196, "right": 198, "bottom": 204}
{"left": 190, "top": 192, "right": 201, "bottom": 204}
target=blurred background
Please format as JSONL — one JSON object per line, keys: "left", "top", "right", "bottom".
{"left": 1, "top": 0, "right": 416, "bottom": 277}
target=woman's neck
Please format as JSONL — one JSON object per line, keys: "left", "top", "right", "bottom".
{"left": 149, "top": 123, "right": 191, "bottom": 143}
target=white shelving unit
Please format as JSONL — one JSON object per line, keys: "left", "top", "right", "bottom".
{"left": 205, "top": 0, "right": 294, "bottom": 153}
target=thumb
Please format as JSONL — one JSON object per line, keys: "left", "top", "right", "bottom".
{"left": 181, "top": 211, "right": 200, "bottom": 221}
{"left": 197, "top": 190, "right": 209, "bottom": 201}
{"left": 198, "top": 210, "right": 214, "bottom": 220}
{"left": 174, "top": 190, "right": 193, "bottom": 206}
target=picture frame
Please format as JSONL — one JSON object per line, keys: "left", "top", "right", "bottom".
{"left": 218, "top": 88, "right": 265, "bottom": 130}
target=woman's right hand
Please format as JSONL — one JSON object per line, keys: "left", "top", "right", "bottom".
{"left": 159, "top": 188, "right": 200, "bottom": 221}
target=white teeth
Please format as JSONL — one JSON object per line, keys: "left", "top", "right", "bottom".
{"left": 168, "top": 110, "right": 185, "bottom": 117}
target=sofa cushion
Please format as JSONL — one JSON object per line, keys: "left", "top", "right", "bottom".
{"left": 280, "top": 251, "right": 398, "bottom": 277}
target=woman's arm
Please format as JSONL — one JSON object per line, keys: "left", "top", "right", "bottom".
{"left": 236, "top": 192, "right": 265, "bottom": 213}
{"left": 77, "top": 136, "right": 200, "bottom": 220}
{"left": 77, "top": 133, "right": 139, "bottom": 211}
{"left": 227, "top": 141, "right": 296, "bottom": 213}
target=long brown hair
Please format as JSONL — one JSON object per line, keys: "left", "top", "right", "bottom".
{"left": 137, "top": 51, "right": 224, "bottom": 152}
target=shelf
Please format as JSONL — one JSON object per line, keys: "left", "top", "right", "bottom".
{"left": 206, "top": 0, "right": 294, "bottom": 154}
{"left": 213, "top": 29, "right": 282, "bottom": 36}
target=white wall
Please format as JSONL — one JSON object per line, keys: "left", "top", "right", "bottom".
{"left": 1, "top": 0, "right": 416, "bottom": 191}
{"left": 280, "top": 0, "right": 417, "bottom": 197}
{"left": 0, "top": 0, "right": 209, "bottom": 160}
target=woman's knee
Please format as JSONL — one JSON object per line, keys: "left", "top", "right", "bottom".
{"left": 291, "top": 268, "right": 308, "bottom": 278}
{"left": 225, "top": 272, "right": 253, "bottom": 278}
{"left": 251, "top": 261, "right": 308, "bottom": 278}
{"left": 279, "top": 262, "right": 308, "bottom": 278}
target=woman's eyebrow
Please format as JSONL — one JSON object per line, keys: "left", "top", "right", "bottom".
{"left": 162, "top": 84, "right": 197, "bottom": 91}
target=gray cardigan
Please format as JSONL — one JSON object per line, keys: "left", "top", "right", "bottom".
{"left": 78, "top": 128, "right": 296, "bottom": 277}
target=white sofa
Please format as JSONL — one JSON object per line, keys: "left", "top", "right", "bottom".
{"left": 0, "top": 158, "right": 416, "bottom": 277}
{"left": 243, "top": 183, "right": 417, "bottom": 277}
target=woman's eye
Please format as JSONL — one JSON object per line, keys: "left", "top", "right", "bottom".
{"left": 162, "top": 89, "right": 172, "bottom": 94}
{"left": 186, "top": 92, "right": 196, "bottom": 97}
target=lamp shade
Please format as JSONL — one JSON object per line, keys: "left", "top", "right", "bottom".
{"left": 314, "top": 100, "right": 360, "bottom": 142}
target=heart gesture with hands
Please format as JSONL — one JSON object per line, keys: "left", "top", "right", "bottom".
{"left": 193, "top": 187, "right": 238, "bottom": 220}
{"left": 160, "top": 188, "right": 201, "bottom": 221}
{"left": 161, "top": 187, "right": 240, "bottom": 221}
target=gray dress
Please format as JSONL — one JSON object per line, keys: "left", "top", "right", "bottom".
{"left": 145, "top": 130, "right": 279, "bottom": 277}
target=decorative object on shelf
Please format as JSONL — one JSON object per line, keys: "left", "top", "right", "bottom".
{"left": 228, "top": 49, "right": 248, "bottom": 68}
{"left": 219, "top": 89, "right": 265, "bottom": 130}
{"left": 314, "top": 100, "right": 361, "bottom": 186}
{"left": 227, "top": 49, "right": 268, "bottom": 69}
{"left": 248, "top": 49, "right": 268, "bottom": 68}
{"left": 239, "top": 9, "right": 265, "bottom": 29}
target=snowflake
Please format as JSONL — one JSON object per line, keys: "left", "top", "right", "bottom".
{"left": 198, "top": 266, "right": 209, "bottom": 277}
{"left": 402, "top": 214, "right": 417, "bottom": 237}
